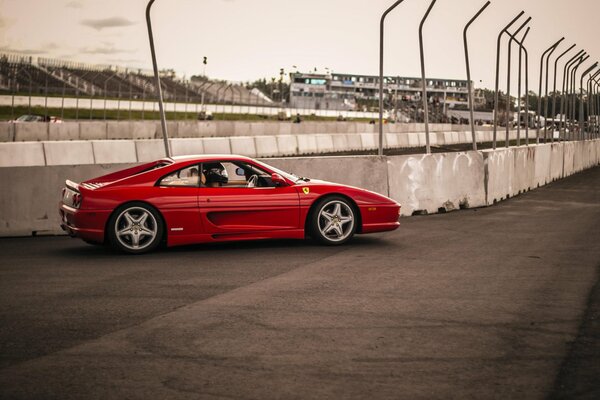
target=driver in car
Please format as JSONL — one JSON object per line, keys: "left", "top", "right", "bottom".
{"left": 202, "top": 163, "right": 228, "bottom": 187}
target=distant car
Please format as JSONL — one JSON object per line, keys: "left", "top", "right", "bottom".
{"left": 11, "top": 114, "right": 62, "bottom": 123}
{"left": 197, "top": 110, "right": 213, "bottom": 121}
{"left": 59, "top": 155, "right": 401, "bottom": 254}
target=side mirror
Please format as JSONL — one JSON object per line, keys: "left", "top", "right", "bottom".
{"left": 271, "top": 173, "right": 287, "bottom": 187}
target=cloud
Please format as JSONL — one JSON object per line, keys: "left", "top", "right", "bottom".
{"left": 80, "top": 44, "right": 130, "bottom": 55}
{"left": 65, "top": 0, "right": 84, "bottom": 8}
{"left": 81, "top": 17, "right": 135, "bottom": 30}
{"left": 0, "top": 45, "right": 48, "bottom": 55}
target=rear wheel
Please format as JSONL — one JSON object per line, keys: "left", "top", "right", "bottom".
{"left": 108, "top": 202, "right": 163, "bottom": 254}
{"left": 310, "top": 196, "right": 357, "bottom": 245}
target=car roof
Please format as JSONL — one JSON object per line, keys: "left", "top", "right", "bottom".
{"left": 165, "top": 154, "right": 255, "bottom": 164}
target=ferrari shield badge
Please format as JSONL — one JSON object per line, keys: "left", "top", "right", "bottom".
{"left": 302, "top": 187, "right": 310, "bottom": 195}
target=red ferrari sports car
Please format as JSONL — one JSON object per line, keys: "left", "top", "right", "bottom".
{"left": 59, "top": 155, "right": 401, "bottom": 254}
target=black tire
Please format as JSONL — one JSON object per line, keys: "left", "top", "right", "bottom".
{"left": 107, "top": 202, "right": 164, "bottom": 254}
{"left": 309, "top": 196, "right": 357, "bottom": 245}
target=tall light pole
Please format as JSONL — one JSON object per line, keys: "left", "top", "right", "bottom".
{"left": 378, "top": 0, "right": 407, "bottom": 156}
{"left": 418, "top": 0, "right": 437, "bottom": 154}
{"left": 570, "top": 55, "right": 589, "bottom": 139}
{"left": 146, "top": 0, "right": 170, "bottom": 157}
{"left": 505, "top": 17, "right": 531, "bottom": 147}
{"left": 551, "top": 44, "right": 576, "bottom": 142}
{"left": 537, "top": 38, "right": 564, "bottom": 143}
{"left": 463, "top": 1, "right": 490, "bottom": 151}
{"left": 493, "top": 11, "right": 525, "bottom": 149}
{"left": 561, "top": 51, "right": 585, "bottom": 137}
{"left": 514, "top": 27, "right": 530, "bottom": 146}
{"left": 579, "top": 63, "right": 598, "bottom": 137}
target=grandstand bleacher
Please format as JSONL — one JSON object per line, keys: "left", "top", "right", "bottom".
{"left": 0, "top": 54, "right": 272, "bottom": 106}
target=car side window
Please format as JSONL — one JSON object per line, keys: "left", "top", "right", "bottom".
{"left": 159, "top": 165, "right": 200, "bottom": 187}
{"left": 200, "top": 161, "right": 275, "bottom": 188}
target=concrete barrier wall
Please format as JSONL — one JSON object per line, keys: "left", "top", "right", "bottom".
{"left": 1, "top": 121, "right": 494, "bottom": 142}
{"left": 387, "top": 151, "right": 486, "bottom": 215}
{"left": 0, "top": 140, "right": 597, "bottom": 236}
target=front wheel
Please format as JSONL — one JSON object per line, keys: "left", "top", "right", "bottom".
{"left": 107, "top": 202, "right": 164, "bottom": 254}
{"left": 310, "top": 196, "right": 357, "bottom": 245}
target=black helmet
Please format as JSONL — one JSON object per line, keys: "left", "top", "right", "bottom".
{"left": 203, "top": 163, "right": 228, "bottom": 185}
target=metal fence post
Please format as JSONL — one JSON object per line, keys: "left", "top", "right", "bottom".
{"left": 579, "top": 63, "right": 598, "bottom": 137}
{"left": 463, "top": 1, "right": 490, "bottom": 151}
{"left": 543, "top": 39, "right": 564, "bottom": 141}
{"left": 551, "top": 44, "right": 576, "bottom": 142}
{"left": 570, "top": 56, "right": 589, "bottom": 140}
{"left": 515, "top": 27, "right": 530, "bottom": 146}
{"left": 378, "top": 0, "right": 406, "bottom": 156}
{"left": 146, "top": 0, "right": 170, "bottom": 157}
{"left": 537, "top": 38, "right": 564, "bottom": 143}
{"left": 505, "top": 17, "right": 531, "bottom": 147}
{"left": 561, "top": 51, "right": 585, "bottom": 138}
{"left": 493, "top": 11, "right": 524, "bottom": 149}
{"left": 419, "top": 0, "right": 437, "bottom": 154}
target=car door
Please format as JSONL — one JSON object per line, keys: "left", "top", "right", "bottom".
{"left": 197, "top": 161, "right": 300, "bottom": 234}
{"left": 151, "top": 164, "right": 203, "bottom": 236}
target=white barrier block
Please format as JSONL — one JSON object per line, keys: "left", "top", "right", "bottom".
{"left": 255, "top": 136, "right": 279, "bottom": 157}
{"left": 482, "top": 148, "right": 515, "bottom": 204}
{"left": 202, "top": 137, "right": 231, "bottom": 154}
{"left": 0, "top": 122, "right": 14, "bottom": 142}
{"left": 397, "top": 133, "right": 410, "bottom": 148}
{"left": 92, "top": 140, "right": 137, "bottom": 164}
{"left": 407, "top": 132, "right": 420, "bottom": 147}
{"left": 131, "top": 121, "right": 156, "bottom": 139}
{"left": 107, "top": 122, "right": 132, "bottom": 140}
{"left": 177, "top": 121, "right": 201, "bottom": 138}
{"left": 512, "top": 146, "right": 536, "bottom": 194}
{"left": 170, "top": 138, "right": 204, "bottom": 156}
{"left": 347, "top": 134, "right": 362, "bottom": 150}
{"left": 297, "top": 135, "right": 318, "bottom": 155}
{"left": 80, "top": 121, "right": 107, "bottom": 140}
{"left": 215, "top": 121, "right": 235, "bottom": 137}
{"left": 229, "top": 137, "right": 257, "bottom": 157}
{"left": 48, "top": 122, "right": 79, "bottom": 141}
{"left": 136, "top": 140, "right": 169, "bottom": 162}
{"left": 533, "top": 143, "right": 551, "bottom": 187}
{"left": 315, "top": 134, "right": 335, "bottom": 153}
{"left": 387, "top": 151, "right": 486, "bottom": 216}
{"left": 44, "top": 141, "right": 94, "bottom": 166}
{"left": 0, "top": 142, "right": 46, "bottom": 167}
{"left": 276, "top": 135, "right": 298, "bottom": 156}
{"left": 385, "top": 133, "right": 399, "bottom": 148}
{"left": 197, "top": 122, "right": 217, "bottom": 137}
{"left": 360, "top": 133, "right": 377, "bottom": 150}
{"left": 549, "top": 142, "right": 564, "bottom": 182}
{"left": 435, "top": 132, "right": 445, "bottom": 146}
{"left": 14, "top": 123, "right": 48, "bottom": 141}
{"left": 331, "top": 134, "right": 349, "bottom": 152}
{"left": 562, "top": 142, "right": 575, "bottom": 177}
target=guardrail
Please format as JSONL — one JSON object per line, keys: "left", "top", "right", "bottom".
{"left": 0, "top": 121, "right": 491, "bottom": 142}
{"left": 0, "top": 129, "right": 529, "bottom": 167}
{"left": 0, "top": 139, "right": 597, "bottom": 237}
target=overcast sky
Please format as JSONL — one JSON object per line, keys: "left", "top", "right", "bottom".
{"left": 0, "top": 0, "right": 598, "bottom": 92}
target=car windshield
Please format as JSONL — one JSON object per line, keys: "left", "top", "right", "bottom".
{"left": 253, "top": 160, "right": 305, "bottom": 182}
{"left": 16, "top": 115, "right": 41, "bottom": 122}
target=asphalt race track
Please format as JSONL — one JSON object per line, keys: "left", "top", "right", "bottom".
{"left": 1, "top": 167, "right": 599, "bottom": 399}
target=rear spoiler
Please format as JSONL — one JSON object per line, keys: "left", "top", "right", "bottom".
{"left": 65, "top": 180, "right": 80, "bottom": 193}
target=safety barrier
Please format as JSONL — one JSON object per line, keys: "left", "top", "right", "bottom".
{"left": 0, "top": 121, "right": 495, "bottom": 142}
{"left": 0, "top": 139, "right": 597, "bottom": 237}
{"left": 0, "top": 129, "right": 536, "bottom": 168}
